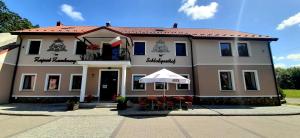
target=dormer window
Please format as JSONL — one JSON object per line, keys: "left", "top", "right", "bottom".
{"left": 27, "top": 40, "right": 41, "bottom": 55}
{"left": 238, "top": 43, "right": 249, "bottom": 57}
{"left": 220, "top": 43, "right": 232, "bottom": 56}
{"left": 75, "top": 41, "right": 86, "bottom": 55}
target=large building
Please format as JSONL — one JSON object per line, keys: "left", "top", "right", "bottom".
{"left": 2, "top": 22, "right": 280, "bottom": 105}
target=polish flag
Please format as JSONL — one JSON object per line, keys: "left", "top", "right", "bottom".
{"left": 109, "top": 36, "right": 122, "bottom": 47}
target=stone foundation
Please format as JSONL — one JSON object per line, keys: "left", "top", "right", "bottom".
{"left": 196, "top": 97, "right": 280, "bottom": 106}
{"left": 12, "top": 97, "right": 79, "bottom": 103}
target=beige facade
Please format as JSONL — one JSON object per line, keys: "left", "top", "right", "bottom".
{"left": 126, "top": 67, "right": 193, "bottom": 97}
{"left": 194, "top": 65, "right": 277, "bottom": 97}
{"left": 0, "top": 63, "right": 15, "bottom": 103}
{"left": 7, "top": 26, "right": 279, "bottom": 104}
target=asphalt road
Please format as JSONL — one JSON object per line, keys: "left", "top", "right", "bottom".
{"left": 0, "top": 115, "right": 300, "bottom": 138}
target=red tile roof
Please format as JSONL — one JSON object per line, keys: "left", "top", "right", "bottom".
{"left": 109, "top": 27, "right": 274, "bottom": 39}
{"left": 11, "top": 25, "right": 277, "bottom": 41}
{"left": 11, "top": 26, "right": 99, "bottom": 34}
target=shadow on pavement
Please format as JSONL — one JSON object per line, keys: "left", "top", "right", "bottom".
{"left": 0, "top": 103, "right": 67, "bottom": 112}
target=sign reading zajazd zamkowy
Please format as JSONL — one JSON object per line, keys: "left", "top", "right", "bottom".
{"left": 33, "top": 38, "right": 77, "bottom": 64}
{"left": 34, "top": 57, "right": 77, "bottom": 64}
{"left": 146, "top": 39, "right": 176, "bottom": 64}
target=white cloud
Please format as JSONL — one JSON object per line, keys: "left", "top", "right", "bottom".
{"left": 61, "top": 4, "right": 84, "bottom": 21}
{"left": 276, "top": 12, "right": 300, "bottom": 30}
{"left": 274, "top": 63, "right": 287, "bottom": 68}
{"left": 178, "top": 0, "right": 218, "bottom": 20}
{"left": 287, "top": 53, "right": 300, "bottom": 60}
{"left": 293, "top": 64, "right": 300, "bottom": 67}
{"left": 273, "top": 56, "right": 285, "bottom": 61}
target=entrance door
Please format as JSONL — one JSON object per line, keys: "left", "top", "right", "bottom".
{"left": 100, "top": 71, "right": 118, "bottom": 101}
{"left": 102, "top": 43, "right": 120, "bottom": 60}
{"left": 102, "top": 43, "right": 112, "bottom": 60}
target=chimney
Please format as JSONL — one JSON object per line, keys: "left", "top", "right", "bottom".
{"left": 173, "top": 23, "right": 178, "bottom": 28}
{"left": 106, "top": 22, "right": 111, "bottom": 27}
{"left": 56, "top": 21, "right": 63, "bottom": 26}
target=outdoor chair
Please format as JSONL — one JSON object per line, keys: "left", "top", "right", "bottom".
{"left": 182, "top": 96, "right": 193, "bottom": 110}
{"left": 166, "top": 101, "right": 174, "bottom": 110}
{"left": 138, "top": 98, "right": 149, "bottom": 110}
{"left": 155, "top": 100, "right": 164, "bottom": 110}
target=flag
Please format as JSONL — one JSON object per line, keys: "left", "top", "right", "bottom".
{"left": 109, "top": 36, "right": 122, "bottom": 47}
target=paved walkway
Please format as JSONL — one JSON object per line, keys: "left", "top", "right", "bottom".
{"left": 286, "top": 98, "right": 300, "bottom": 105}
{"left": 1, "top": 115, "right": 300, "bottom": 138}
{"left": 1, "top": 103, "right": 300, "bottom": 116}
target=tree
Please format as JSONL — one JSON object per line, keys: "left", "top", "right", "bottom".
{"left": 0, "top": 0, "right": 38, "bottom": 32}
{"left": 276, "top": 67, "right": 300, "bottom": 89}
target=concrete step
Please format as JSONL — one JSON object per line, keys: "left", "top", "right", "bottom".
{"left": 79, "top": 102, "right": 117, "bottom": 108}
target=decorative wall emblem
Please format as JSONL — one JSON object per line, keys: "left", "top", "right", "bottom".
{"left": 151, "top": 39, "right": 169, "bottom": 53}
{"left": 47, "top": 39, "right": 67, "bottom": 52}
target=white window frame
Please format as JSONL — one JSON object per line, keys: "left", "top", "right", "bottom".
{"left": 236, "top": 41, "right": 251, "bottom": 57}
{"left": 218, "top": 70, "right": 236, "bottom": 91}
{"left": 19, "top": 73, "right": 37, "bottom": 91}
{"left": 242, "top": 70, "right": 260, "bottom": 91}
{"left": 154, "top": 82, "right": 169, "bottom": 91}
{"left": 174, "top": 41, "right": 188, "bottom": 56}
{"left": 131, "top": 74, "right": 146, "bottom": 91}
{"left": 133, "top": 41, "right": 146, "bottom": 56}
{"left": 44, "top": 74, "right": 62, "bottom": 91}
{"left": 69, "top": 74, "right": 82, "bottom": 91}
{"left": 176, "top": 74, "right": 190, "bottom": 90}
{"left": 219, "top": 42, "right": 233, "bottom": 57}
{"left": 26, "top": 39, "right": 42, "bottom": 55}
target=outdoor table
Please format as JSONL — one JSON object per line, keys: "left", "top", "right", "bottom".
{"left": 174, "top": 96, "right": 185, "bottom": 109}
{"left": 147, "top": 96, "right": 157, "bottom": 110}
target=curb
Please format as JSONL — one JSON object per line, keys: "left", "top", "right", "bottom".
{"left": 0, "top": 112, "right": 52, "bottom": 116}
{"left": 1, "top": 112, "right": 300, "bottom": 117}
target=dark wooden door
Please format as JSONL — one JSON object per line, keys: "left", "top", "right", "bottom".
{"left": 100, "top": 71, "right": 118, "bottom": 101}
{"left": 102, "top": 43, "right": 112, "bottom": 60}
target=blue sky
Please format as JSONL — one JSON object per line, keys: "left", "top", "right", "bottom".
{"left": 3, "top": 0, "right": 300, "bottom": 68}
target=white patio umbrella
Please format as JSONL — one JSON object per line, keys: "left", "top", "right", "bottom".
{"left": 139, "top": 68, "right": 190, "bottom": 98}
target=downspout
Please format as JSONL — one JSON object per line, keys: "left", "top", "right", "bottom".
{"left": 188, "top": 37, "right": 197, "bottom": 100}
{"left": 9, "top": 36, "right": 23, "bottom": 103}
{"left": 268, "top": 41, "right": 281, "bottom": 106}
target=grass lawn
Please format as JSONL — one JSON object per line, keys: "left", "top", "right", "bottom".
{"left": 283, "top": 89, "right": 300, "bottom": 98}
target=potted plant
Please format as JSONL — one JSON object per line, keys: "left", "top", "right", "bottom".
{"left": 116, "top": 96, "right": 127, "bottom": 110}
{"left": 67, "top": 97, "right": 79, "bottom": 111}
{"left": 86, "top": 94, "right": 94, "bottom": 103}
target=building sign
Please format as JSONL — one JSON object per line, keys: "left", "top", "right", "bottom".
{"left": 33, "top": 38, "right": 76, "bottom": 64}
{"left": 34, "top": 57, "right": 77, "bottom": 64}
{"left": 146, "top": 39, "right": 176, "bottom": 64}
{"left": 47, "top": 39, "right": 67, "bottom": 52}
{"left": 146, "top": 58, "right": 176, "bottom": 64}
{"left": 152, "top": 39, "right": 169, "bottom": 53}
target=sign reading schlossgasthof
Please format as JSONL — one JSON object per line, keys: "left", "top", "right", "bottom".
{"left": 146, "top": 57, "right": 176, "bottom": 64}
{"left": 34, "top": 57, "right": 77, "bottom": 64}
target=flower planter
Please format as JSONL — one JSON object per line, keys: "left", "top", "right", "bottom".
{"left": 67, "top": 103, "right": 79, "bottom": 111}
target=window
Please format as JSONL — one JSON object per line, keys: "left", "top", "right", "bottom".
{"left": 220, "top": 43, "right": 232, "bottom": 56}
{"left": 75, "top": 41, "right": 86, "bottom": 55}
{"left": 69, "top": 74, "right": 82, "bottom": 91}
{"left": 243, "top": 71, "right": 260, "bottom": 90}
{"left": 218, "top": 70, "right": 235, "bottom": 91}
{"left": 134, "top": 42, "right": 145, "bottom": 55}
{"left": 176, "top": 74, "right": 190, "bottom": 90}
{"left": 27, "top": 40, "right": 41, "bottom": 55}
{"left": 238, "top": 43, "right": 249, "bottom": 57}
{"left": 132, "top": 74, "right": 146, "bottom": 91}
{"left": 19, "top": 74, "right": 36, "bottom": 91}
{"left": 155, "top": 82, "right": 168, "bottom": 90}
{"left": 176, "top": 42, "right": 187, "bottom": 56}
{"left": 45, "top": 74, "right": 61, "bottom": 91}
